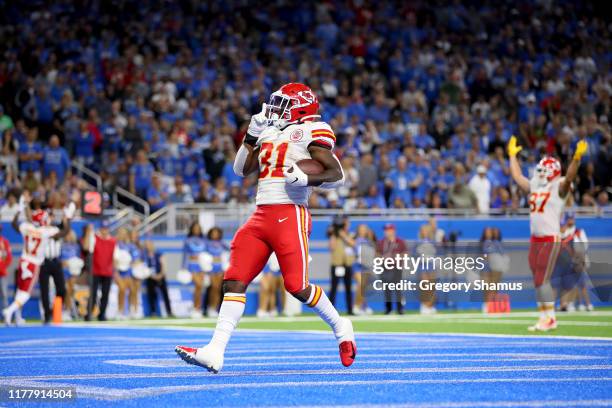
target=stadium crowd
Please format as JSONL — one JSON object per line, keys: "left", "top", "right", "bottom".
{"left": 0, "top": 0, "right": 610, "bottom": 215}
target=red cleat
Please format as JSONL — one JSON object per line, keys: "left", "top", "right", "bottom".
{"left": 339, "top": 340, "right": 357, "bottom": 367}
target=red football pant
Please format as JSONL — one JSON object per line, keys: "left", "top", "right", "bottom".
{"left": 224, "top": 204, "right": 311, "bottom": 294}
{"left": 528, "top": 235, "right": 560, "bottom": 288}
{"left": 16, "top": 259, "right": 40, "bottom": 293}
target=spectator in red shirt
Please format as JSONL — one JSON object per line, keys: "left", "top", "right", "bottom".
{"left": 0, "top": 224, "right": 13, "bottom": 309}
{"left": 376, "top": 223, "right": 407, "bottom": 314}
{"left": 84, "top": 221, "right": 116, "bottom": 321}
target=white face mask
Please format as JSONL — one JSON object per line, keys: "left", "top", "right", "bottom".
{"left": 266, "top": 93, "right": 292, "bottom": 128}
{"left": 535, "top": 166, "right": 550, "bottom": 186}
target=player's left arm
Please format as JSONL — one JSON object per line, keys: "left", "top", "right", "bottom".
{"left": 306, "top": 145, "right": 345, "bottom": 188}
{"left": 559, "top": 140, "right": 588, "bottom": 198}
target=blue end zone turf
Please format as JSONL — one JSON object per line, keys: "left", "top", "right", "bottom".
{"left": 0, "top": 325, "right": 611, "bottom": 407}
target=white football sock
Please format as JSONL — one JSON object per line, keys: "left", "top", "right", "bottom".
{"left": 209, "top": 292, "right": 246, "bottom": 351}
{"left": 5, "top": 290, "right": 30, "bottom": 315}
{"left": 544, "top": 302, "right": 556, "bottom": 320}
{"left": 305, "top": 285, "right": 348, "bottom": 341}
{"left": 4, "top": 301, "right": 18, "bottom": 315}
{"left": 537, "top": 302, "right": 546, "bottom": 320}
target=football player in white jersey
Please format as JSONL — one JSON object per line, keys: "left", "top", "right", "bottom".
{"left": 176, "top": 83, "right": 356, "bottom": 372}
{"left": 2, "top": 197, "right": 70, "bottom": 325}
{"left": 508, "top": 136, "right": 587, "bottom": 331}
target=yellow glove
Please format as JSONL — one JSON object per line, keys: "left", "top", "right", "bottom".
{"left": 507, "top": 135, "right": 523, "bottom": 157}
{"left": 573, "top": 139, "right": 588, "bottom": 161}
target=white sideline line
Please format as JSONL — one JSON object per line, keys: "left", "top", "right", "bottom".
{"left": 427, "top": 318, "right": 612, "bottom": 327}
{"left": 89, "top": 310, "right": 612, "bottom": 325}
{"left": 54, "top": 323, "right": 612, "bottom": 342}
{"left": 0, "top": 336, "right": 177, "bottom": 347}
{"left": 2, "top": 364, "right": 611, "bottom": 381}
{"left": 91, "top": 316, "right": 612, "bottom": 327}
{"left": 1, "top": 378, "right": 611, "bottom": 401}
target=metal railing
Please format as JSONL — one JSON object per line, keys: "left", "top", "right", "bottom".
{"left": 112, "top": 186, "right": 151, "bottom": 218}
{"left": 135, "top": 203, "right": 611, "bottom": 236}
{"left": 71, "top": 161, "right": 102, "bottom": 191}
{"left": 138, "top": 203, "right": 254, "bottom": 236}
{"left": 106, "top": 207, "right": 136, "bottom": 232}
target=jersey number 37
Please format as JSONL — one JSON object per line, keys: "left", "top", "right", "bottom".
{"left": 528, "top": 192, "right": 550, "bottom": 213}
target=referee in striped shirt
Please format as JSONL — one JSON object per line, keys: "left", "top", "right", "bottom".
{"left": 40, "top": 217, "right": 67, "bottom": 324}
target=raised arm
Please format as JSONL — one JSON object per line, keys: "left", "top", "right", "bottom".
{"left": 234, "top": 104, "right": 267, "bottom": 177}
{"left": 507, "top": 136, "right": 530, "bottom": 194}
{"left": 559, "top": 140, "right": 587, "bottom": 198}
{"left": 12, "top": 193, "right": 30, "bottom": 232}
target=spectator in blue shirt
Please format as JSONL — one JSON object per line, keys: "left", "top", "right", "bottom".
{"left": 169, "top": 175, "right": 194, "bottom": 204}
{"left": 42, "top": 135, "right": 71, "bottom": 183}
{"left": 518, "top": 94, "right": 542, "bottom": 125}
{"left": 18, "top": 128, "right": 43, "bottom": 177}
{"left": 130, "top": 149, "right": 155, "bottom": 198}
{"left": 74, "top": 122, "right": 95, "bottom": 166}
{"left": 146, "top": 173, "right": 168, "bottom": 213}
{"left": 413, "top": 124, "right": 436, "bottom": 150}
{"left": 410, "top": 153, "right": 430, "bottom": 201}
{"left": 433, "top": 163, "right": 455, "bottom": 206}
{"left": 450, "top": 126, "right": 472, "bottom": 161}
{"left": 156, "top": 146, "right": 182, "bottom": 177}
{"left": 386, "top": 155, "right": 412, "bottom": 205}
{"left": 368, "top": 94, "right": 391, "bottom": 123}
{"left": 363, "top": 184, "right": 387, "bottom": 209}
{"left": 35, "top": 85, "right": 54, "bottom": 138}
{"left": 182, "top": 149, "right": 207, "bottom": 190}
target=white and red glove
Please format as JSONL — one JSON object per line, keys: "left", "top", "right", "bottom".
{"left": 247, "top": 104, "right": 268, "bottom": 138}
{"left": 283, "top": 164, "right": 309, "bottom": 187}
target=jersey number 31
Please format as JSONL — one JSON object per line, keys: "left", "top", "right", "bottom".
{"left": 259, "top": 142, "right": 289, "bottom": 179}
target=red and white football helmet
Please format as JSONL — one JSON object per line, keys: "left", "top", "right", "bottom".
{"left": 535, "top": 157, "right": 561, "bottom": 185}
{"left": 31, "top": 209, "right": 49, "bottom": 227}
{"left": 266, "top": 83, "right": 320, "bottom": 128}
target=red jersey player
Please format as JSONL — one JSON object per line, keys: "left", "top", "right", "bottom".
{"left": 176, "top": 83, "right": 355, "bottom": 372}
{"left": 507, "top": 136, "right": 587, "bottom": 331}
{"left": 3, "top": 197, "right": 70, "bottom": 325}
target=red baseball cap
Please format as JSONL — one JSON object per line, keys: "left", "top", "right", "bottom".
{"left": 383, "top": 223, "right": 396, "bottom": 230}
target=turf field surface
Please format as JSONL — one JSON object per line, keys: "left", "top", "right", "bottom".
{"left": 0, "top": 324, "right": 611, "bottom": 407}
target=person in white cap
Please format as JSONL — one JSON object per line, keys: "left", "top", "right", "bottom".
{"left": 468, "top": 164, "right": 492, "bottom": 214}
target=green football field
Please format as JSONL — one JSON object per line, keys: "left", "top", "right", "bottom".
{"left": 93, "top": 309, "right": 612, "bottom": 338}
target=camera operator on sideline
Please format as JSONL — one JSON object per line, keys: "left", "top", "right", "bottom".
{"left": 327, "top": 215, "right": 356, "bottom": 315}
